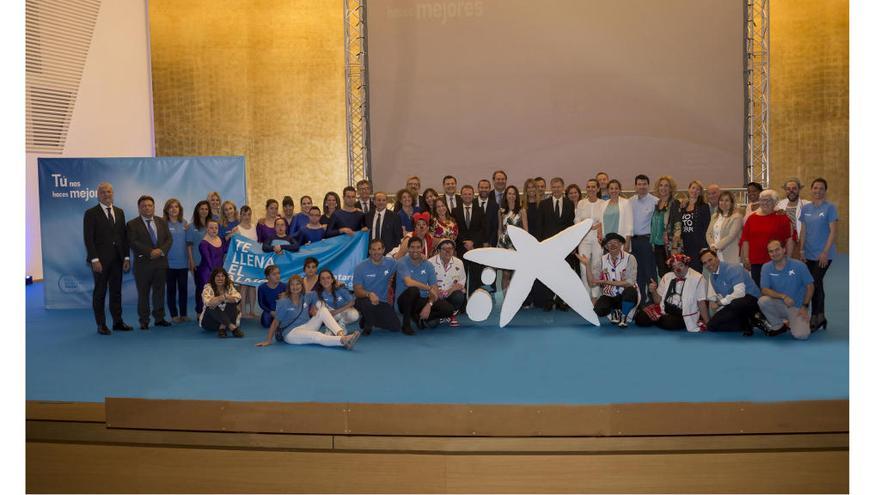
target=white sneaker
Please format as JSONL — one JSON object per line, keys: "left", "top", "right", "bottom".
{"left": 609, "top": 309, "right": 621, "bottom": 324}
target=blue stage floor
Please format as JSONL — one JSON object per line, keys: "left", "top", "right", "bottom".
{"left": 26, "top": 258, "right": 849, "bottom": 405}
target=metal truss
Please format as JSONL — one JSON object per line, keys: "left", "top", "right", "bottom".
{"left": 343, "top": 0, "right": 370, "bottom": 186}
{"left": 745, "top": 0, "right": 770, "bottom": 187}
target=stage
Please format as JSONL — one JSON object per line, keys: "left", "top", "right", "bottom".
{"left": 25, "top": 258, "right": 850, "bottom": 493}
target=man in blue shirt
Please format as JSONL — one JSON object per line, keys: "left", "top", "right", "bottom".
{"left": 395, "top": 236, "right": 439, "bottom": 335}
{"left": 629, "top": 174, "right": 659, "bottom": 306}
{"left": 353, "top": 239, "right": 401, "bottom": 335}
{"left": 758, "top": 240, "right": 815, "bottom": 339}
{"left": 700, "top": 248, "right": 762, "bottom": 335}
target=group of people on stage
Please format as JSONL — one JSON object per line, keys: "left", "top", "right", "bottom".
{"left": 82, "top": 169, "right": 838, "bottom": 347}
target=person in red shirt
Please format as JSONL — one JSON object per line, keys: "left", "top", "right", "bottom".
{"left": 740, "top": 189, "right": 793, "bottom": 286}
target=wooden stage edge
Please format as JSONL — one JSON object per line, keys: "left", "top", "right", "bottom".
{"left": 26, "top": 399, "right": 850, "bottom": 493}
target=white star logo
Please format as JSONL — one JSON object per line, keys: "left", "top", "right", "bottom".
{"left": 383, "top": 270, "right": 389, "bottom": 276}
{"left": 788, "top": 269, "right": 796, "bottom": 276}
{"left": 464, "top": 220, "right": 599, "bottom": 327}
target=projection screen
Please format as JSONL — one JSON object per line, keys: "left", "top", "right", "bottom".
{"left": 366, "top": 0, "right": 745, "bottom": 192}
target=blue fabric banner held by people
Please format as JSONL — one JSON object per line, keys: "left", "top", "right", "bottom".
{"left": 224, "top": 231, "right": 369, "bottom": 288}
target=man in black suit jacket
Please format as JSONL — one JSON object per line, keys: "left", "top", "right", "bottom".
{"left": 441, "top": 175, "right": 462, "bottom": 213}
{"left": 126, "top": 195, "right": 173, "bottom": 329}
{"left": 83, "top": 182, "right": 132, "bottom": 335}
{"left": 366, "top": 192, "right": 403, "bottom": 255}
{"left": 477, "top": 179, "right": 499, "bottom": 247}
{"left": 452, "top": 185, "right": 486, "bottom": 294}
{"left": 356, "top": 179, "right": 376, "bottom": 214}
{"left": 536, "top": 177, "right": 576, "bottom": 311}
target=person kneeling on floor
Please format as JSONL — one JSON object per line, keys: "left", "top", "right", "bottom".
{"left": 757, "top": 240, "right": 815, "bottom": 339}
{"left": 699, "top": 248, "right": 764, "bottom": 336}
{"left": 634, "top": 253, "right": 709, "bottom": 332}
{"left": 427, "top": 239, "right": 467, "bottom": 327}
{"left": 580, "top": 233, "right": 640, "bottom": 328}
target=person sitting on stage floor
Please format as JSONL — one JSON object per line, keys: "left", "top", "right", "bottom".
{"left": 200, "top": 267, "right": 243, "bottom": 338}
{"left": 325, "top": 186, "right": 367, "bottom": 238}
{"left": 579, "top": 232, "right": 639, "bottom": 328}
{"left": 699, "top": 248, "right": 763, "bottom": 336}
{"left": 353, "top": 239, "right": 401, "bottom": 335}
{"left": 427, "top": 239, "right": 467, "bottom": 327}
{"left": 393, "top": 212, "right": 434, "bottom": 259}
{"left": 261, "top": 216, "right": 300, "bottom": 254}
{"left": 256, "top": 275, "right": 360, "bottom": 349}
{"left": 257, "top": 264, "right": 285, "bottom": 328}
{"left": 313, "top": 268, "right": 360, "bottom": 327}
{"left": 634, "top": 253, "right": 709, "bottom": 332}
{"left": 758, "top": 240, "right": 815, "bottom": 339}
{"left": 395, "top": 236, "right": 443, "bottom": 335}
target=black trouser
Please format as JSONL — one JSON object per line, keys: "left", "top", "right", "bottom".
{"left": 165, "top": 268, "right": 188, "bottom": 318}
{"left": 133, "top": 261, "right": 167, "bottom": 325}
{"left": 750, "top": 264, "right": 763, "bottom": 288}
{"left": 463, "top": 259, "right": 483, "bottom": 295}
{"left": 707, "top": 295, "right": 759, "bottom": 332}
{"left": 631, "top": 235, "right": 656, "bottom": 306}
{"left": 594, "top": 287, "right": 639, "bottom": 316}
{"left": 445, "top": 290, "right": 467, "bottom": 313}
{"left": 805, "top": 259, "right": 832, "bottom": 315}
{"left": 91, "top": 253, "right": 124, "bottom": 327}
{"left": 634, "top": 310, "right": 686, "bottom": 330}
{"left": 200, "top": 303, "right": 239, "bottom": 331}
{"left": 396, "top": 287, "right": 451, "bottom": 329}
{"left": 354, "top": 297, "right": 401, "bottom": 331}
{"left": 193, "top": 268, "right": 205, "bottom": 315}
{"left": 653, "top": 244, "right": 670, "bottom": 279}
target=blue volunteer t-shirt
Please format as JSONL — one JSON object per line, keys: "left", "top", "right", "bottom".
{"left": 315, "top": 287, "right": 354, "bottom": 310}
{"left": 710, "top": 261, "right": 761, "bottom": 299}
{"left": 761, "top": 258, "right": 814, "bottom": 304}
{"left": 395, "top": 256, "right": 437, "bottom": 298}
{"left": 353, "top": 257, "right": 397, "bottom": 297}
{"left": 799, "top": 202, "right": 838, "bottom": 260}
{"left": 274, "top": 296, "right": 312, "bottom": 341}
{"left": 166, "top": 221, "right": 189, "bottom": 269}
{"left": 186, "top": 225, "right": 206, "bottom": 265}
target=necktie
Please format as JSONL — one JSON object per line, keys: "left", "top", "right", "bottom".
{"left": 105, "top": 206, "right": 114, "bottom": 224}
{"left": 363, "top": 201, "right": 369, "bottom": 213}
{"left": 480, "top": 200, "right": 486, "bottom": 213}
{"left": 373, "top": 211, "right": 383, "bottom": 238}
{"left": 554, "top": 199, "right": 560, "bottom": 218}
{"left": 448, "top": 195, "right": 456, "bottom": 210}
{"left": 465, "top": 205, "right": 471, "bottom": 228}
{"left": 146, "top": 218, "right": 158, "bottom": 246}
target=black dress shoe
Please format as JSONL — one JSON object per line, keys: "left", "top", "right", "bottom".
{"left": 112, "top": 322, "right": 133, "bottom": 331}
{"left": 542, "top": 302, "right": 554, "bottom": 312}
{"left": 402, "top": 326, "right": 416, "bottom": 335}
{"left": 763, "top": 324, "right": 789, "bottom": 337}
{"left": 154, "top": 320, "right": 172, "bottom": 327}
{"left": 556, "top": 301, "right": 569, "bottom": 312}
{"left": 97, "top": 325, "right": 112, "bottom": 335}
{"left": 140, "top": 323, "right": 150, "bottom": 330}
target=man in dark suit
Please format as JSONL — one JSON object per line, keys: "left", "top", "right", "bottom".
{"left": 126, "top": 195, "right": 173, "bottom": 329}
{"left": 477, "top": 179, "right": 499, "bottom": 247}
{"left": 441, "top": 175, "right": 462, "bottom": 213}
{"left": 452, "top": 184, "right": 486, "bottom": 294}
{"left": 366, "top": 192, "right": 403, "bottom": 255}
{"left": 356, "top": 179, "right": 376, "bottom": 214}
{"left": 536, "top": 177, "right": 576, "bottom": 311}
{"left": 489, "top": 170, "right": 508, "bottom": 209}
{"left": 83, "top": 182, "right": 132, "bottom": 335}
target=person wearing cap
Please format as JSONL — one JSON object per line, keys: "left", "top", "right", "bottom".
{"left": 578, "top": 232, "right": 639, "bottom": 327}
{"left": 428, "top": 239, "right": 467, "bottom": 327}
{"left": 758, "top": 240, "right": 814, "bottom": 339}
{"left": 776, "top": 177, "right": 809, "bottom": 252}
{"left": 699, "top": 248, "right": 762, "bottom": 335}
{"left": 634, "top": 253, "right": 709, "bottom": 332}
{"left": 393, "top": 211, "right": 435, "bottom": 259}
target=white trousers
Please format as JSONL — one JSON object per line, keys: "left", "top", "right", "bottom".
{"left": 334, "top": 307, "right": 361, "bottom": 326}
{"left": 757, "top": 296, "right": 811, "bottom": 340}
{"left": 578, "top": 236, "right": 604, "bottom": 299}
{"left": 283, "top": 306, "right": 345, "bottom": 346}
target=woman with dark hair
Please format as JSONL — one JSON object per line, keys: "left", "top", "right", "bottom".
{"left": 498, "top": 185, "right": 528, "bottom": 293}
{"left": 163, "top": 198, "right": 190, "bottom": 322}
{"left": 256, "top": 275, "right": 360, "bottom": 349}
{"left": 430, "top": 198, "right": 458, "bottom": 245}
{"left": 798, "top": 177, "right": 838, "bottom": 330}
{"left": 297, "top": 206, "right": 327, "bottom": 245}
{"left": 395, "top": 188, "right": 419, "bottom": 234}
{"left": 321, "top": 191, "right": 340, "bottom": 225}
{"left": 199, "top": 267, "right": 242, "bottom": 338}
{"left": 261, "top": 217, "right": 300, "bottom": 254}
{"left": 421, "top": 188, "right": 439, "bottom": 215}
{"left": 602, "top": 179, "right": 632, "bottom": 240}
{"left": 744, "top": 181, "right": 763, "bottom": 220}
{"left": 706, "top": 190, "right": 743, "bottom": 264}
{"left": 302, "top": 256, "right": 320, "bottom": 292}
{"left": 257, "top": 265, "right": 285, "bottom": 328}
{"left": 314, "top": 269, "right": 360, "bottom": 326}
{"left": 565, "top": 184, "right": 582, "bottom": 205}
{"left": 187, "top": 200, "right": 211, "bottom": 314}
{"left": 281, "top": 196, "right": 296, "bottom": 226}
{"left": 256, "top": 198, "right": 283, "bottom": 243}
{"left": 290, "top": 195, "right": 312, "bottom": 236}
{"left": 679, "top": 180, "right": 711, "bottom": 271}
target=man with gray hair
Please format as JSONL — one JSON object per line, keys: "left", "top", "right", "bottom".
{"left": 706, "top": 183, "right": 721, "bottom": 217}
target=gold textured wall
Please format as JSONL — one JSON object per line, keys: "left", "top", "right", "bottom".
{"left": 771, "top": 0, "right": 849, "bottom": 251}
{"left": 149, "top": 0, "right": 348, "bottom": 212}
